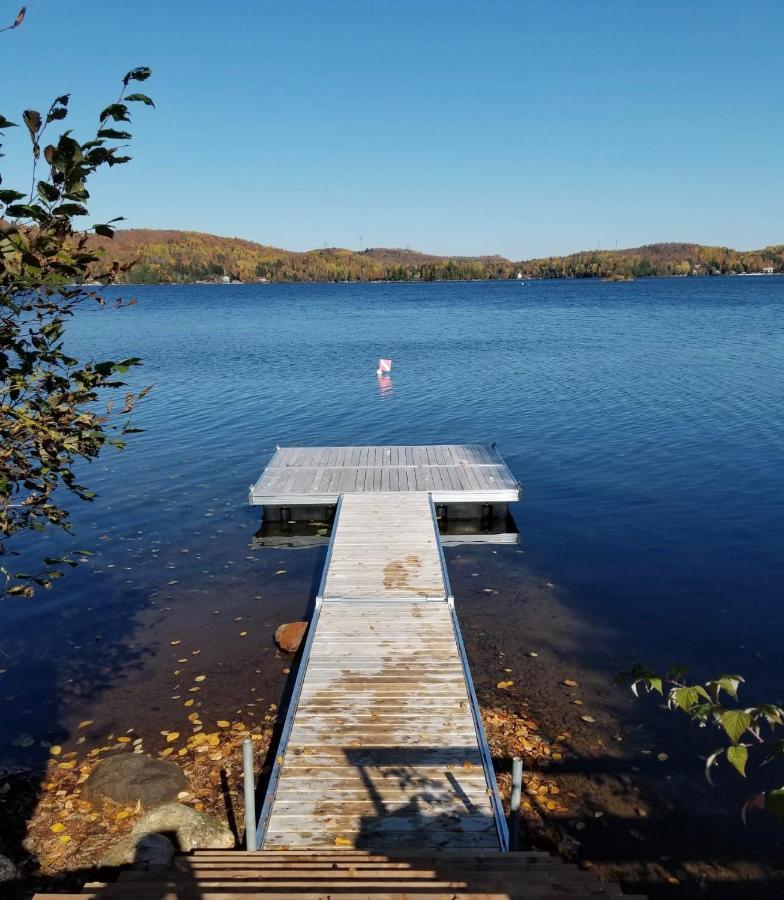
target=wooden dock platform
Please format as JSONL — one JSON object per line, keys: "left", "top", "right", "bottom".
{"left": 249, "top": 443, "right": 520, "bottom": 505}
{"left": 255, "top": 445, "right": 516, "bottom": 852}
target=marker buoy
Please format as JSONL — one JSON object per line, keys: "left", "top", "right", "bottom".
{"left": 376, "top": 358, "right": 392, "bottom": 376}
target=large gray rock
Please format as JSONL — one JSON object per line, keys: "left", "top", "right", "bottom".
{"left": 132, "top": 802, "right": 234, "bottom": 851}
{"left": 0, "top": 854, "right": 19, "bottom": 884}
{"left": 83, "top": 753, "right": 190, "bottom": 808}
{"left": 99, "top": 832, "right": 175, "bottom": 869}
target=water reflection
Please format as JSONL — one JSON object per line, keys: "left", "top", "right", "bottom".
{"left": 376, "top": 373, "right": 393, "bottom": 397}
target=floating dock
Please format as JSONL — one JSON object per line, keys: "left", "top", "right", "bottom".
{"left": 253, "top": 444, "right": 521, "bottom": 852}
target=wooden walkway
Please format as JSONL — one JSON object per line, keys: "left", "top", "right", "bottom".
{"left": 262, "top": 601, "right": 501, "bottom": 850}
{"left": 321, "top": 493, "right": 447, "bottom": 601}
{"left": 249, "top": 443, "right": 520, "bottom": 505}
{"left": 255, "top": 448, "right": 514, "bottom": 852}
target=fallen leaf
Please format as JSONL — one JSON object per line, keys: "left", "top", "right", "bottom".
{"left": 170, "top": 640, "right": 181, "bottom": 646}
{"left": 78, "top": 720, "right": 93, "bottom": 729}
{"left": 580, "top": 715, "right": 596, "bottom": 723}
{"left": 239, "top": 631, "right": 248, "bottom": 637}
{"left": 194, "top": 675, "right": 206, "bottom": 682}
{"left": 334, "top": 836, "right": 352, "bottom": 847}
{"left": 217, "top": 720, "right": 230, "bottom": 728}
{"left": 657, "top": 752, "right": 669, "bottom": 762}
{"left": 562, "top": 679, "right": 578, "bottom": 687}
{"left": 274, "top": 569, "right": 286, "bottom": 575}
{"left": 496, "top": 680, "right": 514, "bottom": 689}
{"left": 166, "top": 732, "right": 180, "bottom": 743}
{"left": 51, "top": 823, "right": 65, "bottom": 833}
{"left": 50, "top": 745, "right": 62, "bottom": 756}
{"left": 184, "top": 699, "right": 194, "bottom": 707}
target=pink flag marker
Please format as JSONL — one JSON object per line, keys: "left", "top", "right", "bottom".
{"left": 376, "top": 358, "right": 392, "bottom": 375}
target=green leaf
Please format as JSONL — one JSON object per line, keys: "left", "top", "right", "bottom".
{"left": 97, "top": 128, "right": 132, "bottom": 140}
{"left": 123, "top": 66, "right": 152, "bottom": 84}
{"left": 0, "top": 189, "right": 25, "bottom": 203}
{"left": 768, "top": 788, "right": 784, "bottom": 820}
{"left": 52, "top": 202, "right": 88, "bottom": 217}
{"left": 125, "top": 93, "right": 155, "bottom": 107}
{"left": 94, "top": 224, "right": 115, "bottom": 239}
{"left": 726, "top": 744, "right": 748, "bottom": 777}
{"left": 99, "top": 103, "right": 130, "bottom": 123}
{"left": 718, "top": 709, "right": 752, "bottom": 744}
{"left": 5, "top": 202, "right": 47, "bottom": 221}
{"left": 670, "top": 685, "right": 700, "bottom": 713}
{"left": 37, "top": 181, "right": 60, "bottom": 203}
{"left": 708, "top": 675, "right": 744, "bottom": 700}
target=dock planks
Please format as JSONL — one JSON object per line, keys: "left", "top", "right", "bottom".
{"left": 321, "top": 493, "right": 447, "bottom": 601}
{"left": 249, "top": 444, "right": 520, "bottom": 505}
{"left": 261, "top": 602, "right": 501, "bottom": 851}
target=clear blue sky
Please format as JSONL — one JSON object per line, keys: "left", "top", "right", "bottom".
{"left": 3, "top": 1, "right": 782, "bottom": 258}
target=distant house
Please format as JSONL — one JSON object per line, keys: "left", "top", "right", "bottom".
{"left": 762, "top": 266, "right": 774, "bottom": 274}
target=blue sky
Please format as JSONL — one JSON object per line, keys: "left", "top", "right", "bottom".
{"left": 2, "top": 1, "right": 782, "bottom": 258}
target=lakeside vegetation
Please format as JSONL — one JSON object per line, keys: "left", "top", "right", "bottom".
{"left": 93, "top": 229, "right": 784, "bottom": 283}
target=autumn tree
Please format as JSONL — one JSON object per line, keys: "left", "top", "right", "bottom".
{"left": 0, "top": 43, "right": 154, "bottom": 596}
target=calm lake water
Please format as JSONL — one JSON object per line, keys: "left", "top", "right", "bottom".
{"left": 2, "top": 276, "right": 784, "bottom": 760}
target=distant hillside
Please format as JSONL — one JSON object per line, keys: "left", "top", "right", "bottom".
{"left": 90, "top": 229, "right": 784, "bottom": 283}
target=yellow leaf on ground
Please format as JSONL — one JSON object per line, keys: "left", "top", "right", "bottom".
{"left": 562, "top": 679, "right": 578, "bottom": 687}
{"left": 217, "top": 720, "right": 230, "bottom": 728}
{"left": 187, "top": 713, "right": 200, "bottom": 722}
{"left": 333, "top": 836, "right": 352, "bottom": 847}
{"left": 50, "top": 745, "right": 62, "bottom": 756}
{"left": 194, "top": 675, "right": 206, "bottom": 682}
{"left": 116, "top": 810, "right": 131, "bottom": 820}
{"left": 496, "top": 680, "right": 514, "bottom": 689}
{"left": 51, "top": 823, "right": 65, "bottom": 833}
{"left": 177, "top": 747, "right": 188, "bottom": 756}
{"left": 58, "top": 761, "right": 76, "bottom": 770}
{"left": 184, "top": 700, "right": 194, "bottom": 707}
{"left": 116, "top": 736, "right": 131, "bottom": 743}
{"left": 239, "top": 631, "right": 247, "bottom": 636}
{"left": 59, "top": 835, "right": 72, "bottom": 844}
{"left": 160, "top": 748, "right": 174, "bottom": 758}
{"left": 78, "top": 720, "right": 93, "bottom": 729}
{"left": 166, "top": 732, "right": 180, "bottom": 743}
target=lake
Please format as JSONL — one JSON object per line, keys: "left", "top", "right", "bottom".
{"left": 2, "top": 277, "right": 784, "bottom": 891}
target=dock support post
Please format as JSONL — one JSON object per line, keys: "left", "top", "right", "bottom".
{"left": 509, "top": 756, "right": 523, "bottom": 850}
{"left": 242, "top": 737, "right": 257, "bottom": 851}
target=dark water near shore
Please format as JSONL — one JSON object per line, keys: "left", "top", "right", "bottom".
{"left": 2, "top": 276, "right": 784, "bottom": 762}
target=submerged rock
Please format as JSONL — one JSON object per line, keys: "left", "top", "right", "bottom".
{"left": 0, "top": 854, "right": 19, "bottom": 883}
{"left": 83, "top": 753, "right": 190, "bottom": 808}
{"left": 275, "top": 620, "right": 308, "bottom": 653}
{"left": 132, "top": 802, "right": 234, "bottom": 851}
{"left": 99, "top": 832, "right": 175, "bottom": 869}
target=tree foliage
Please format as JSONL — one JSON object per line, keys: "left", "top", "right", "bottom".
{"left": 0, "top": 66, "right": 153, "bottom": 597}
{"left": 617, "top": 664, "right": 784, "bottom": 824}
{"left": 84, "top": 231, "right": 784, "bottom": 284}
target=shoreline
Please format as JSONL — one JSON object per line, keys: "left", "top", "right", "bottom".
{"left": 2, "top": 545, "right": 783, "bottom": 898}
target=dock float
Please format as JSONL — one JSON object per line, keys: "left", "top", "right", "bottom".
{"left": 254, "top": 445, "right": 521, "bottom": 852}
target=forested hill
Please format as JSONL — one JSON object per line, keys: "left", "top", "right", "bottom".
{"left": 92, "top": 229, "right": 784, "bottom": 283}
